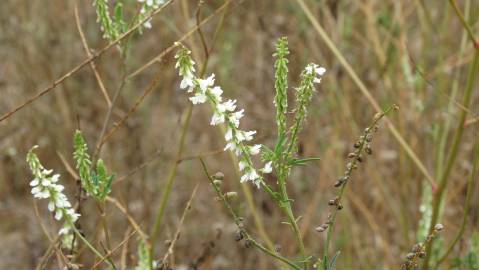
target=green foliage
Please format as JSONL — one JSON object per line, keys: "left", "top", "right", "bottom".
{"left": 73, "top": 130, "right": 114, "bottom": 202}
{"left": 94, "top": 0, "right": 121, "bottom": 41}
{"left": 451, "top": 232, "right": 479, "bottom": 269}
{"left": 288, "top": 66, "right": 317, "bottom": 154}
{"left": 74, "top": 130, "right": 93, "bottom": 193}
{"left": 273, "top": 37, "right": 290, "bottom": 141}
{"left": 134, "top": 240, "right": 151, "bottom": 270}
{"left": 93, "top": 0, "right": 158, "bottom": 42}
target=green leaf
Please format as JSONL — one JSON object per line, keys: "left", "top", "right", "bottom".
{"left": 288, "top": 157, "right": 321, "bottom": 166}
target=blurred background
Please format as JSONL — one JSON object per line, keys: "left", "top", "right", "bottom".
{"left": 0, "top": 0, "right": 478, "bottom": 269}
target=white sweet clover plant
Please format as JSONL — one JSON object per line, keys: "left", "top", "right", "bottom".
{"left": 93, "top": 0, "right": 166, "bottom": 41}
{"left": 27, "top": 146, "right": 81, "bottom": 247}
{"left": 174, "top": 41, "right": 325, "bottom": 189}
{"left": 174, "top": 43, "right": 274, "bottom": 188}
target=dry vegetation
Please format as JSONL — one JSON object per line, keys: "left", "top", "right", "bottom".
{"left": 0, "top": 0, "right": 478, "bottom": 269}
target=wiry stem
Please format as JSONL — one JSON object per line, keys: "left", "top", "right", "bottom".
{"left": 323, "top": 105, "right": 396, "bottom": 259}
{"left": 199, "top": 158, "right": 302, "bottom": 270}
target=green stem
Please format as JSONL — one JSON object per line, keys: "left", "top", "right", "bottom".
{"left": 199, "top": 158, "right": 301, "bottom": 270}
{"left": 71, "top": 222, "right": 116, "bottom": 269}
{"left": 278, "top": 171, "right": 307, "bottom": 269}
{"left": 422, "top": 49, "right": 479, "bottom": 269}
{"left": 324, "top": 106, "right": 394, "bottom": 259}
{"left": 435, "top": 141, "right": 479, "bottom": 268}
{"left": 149, "top": 104, "right": 193, "bottom": 262}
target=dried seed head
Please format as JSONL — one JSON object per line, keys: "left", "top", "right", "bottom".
{"left": 235, "top": 230, "right": 244, "bottom": 241}
{"left": 225, "top": 192, "right": 238, "bottom": 199}
{"left": 213, "top": 172, "right": 225, "bottom": 180}
{"left": 411, "top": 244, "right": 421, "bottom": 253}
{"left": 334, "top": 180, "right": 343, "bottom": 188}
{"left": 315, "top": 224, "right": 329, "bottom": 233}
{"left": 434, "top": 223, "right": 444, "bottom": 232}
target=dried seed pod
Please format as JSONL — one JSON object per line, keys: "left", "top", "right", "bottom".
{"left": 235, "top": 230, "right": 244, "bottom": 241}
{"left": 411, "top": 244, "right": 421, "bottom": 253}
{"left": 406, "top": 253, "right": 415, "bottom": 260}
{"left": 365, "top": 146, "right": 372, "bottom": 155}
{"left": 354, "top": 141, "right": 361, "bottom": 148}
{"left": 334, "top": 180, "right": 343, "bottom": 187}
{"left": 274, "top": 244, "right": 282, "bottom": 252}
{"left": 225, "top": 192, "right": 238, "bottom": 199}
{"left": 419, "top": 252, "right": 426, "bottom": 258}
{"left": 336, "top": 203, "right": 343, "bottom": 210}
{"left": 244, "top": 239, "right": 252, "bottom": 248}
{"left": 213, "top": 172, "right": 225, "bottom": 180}
{"left": 434, "top": 223, "right": 444, "bottom": 231}
{"left": 213, "top": 179, "right": 222, "bottom": 186}
{"left": 348, "top": 152, "right": 356, "bottom": 158}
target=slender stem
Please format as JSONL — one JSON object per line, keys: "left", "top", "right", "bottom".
{"left": 278, "top": 171, "right": 307, "bottom": 269}
{"left": 324, "top": 106, "right": 395, "bottom": 259}
{"left": 149, "top": 103, "right": 193, "bottom": 259}
{"left": 435, "top": 141, "right": 479, "bottom": 267}
{"left": 422, "top": 49, "right": 479, "bottom": 269}
{"left": 199, "top": 158, "right": 302, "bottom": 270}
{"left": 71, "top": 222, "right": 116, "bottom": 269}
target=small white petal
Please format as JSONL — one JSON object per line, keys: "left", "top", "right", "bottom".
{"left": 189, "top": 93, "right": 207, "bottom": 104}
{"left": 30, "top": 179, "right": 39, "bottom": 186}
{"left": 249, "top": 144, "right": 261, "bottom": 155}
{"left": 262, "top": 161, "right": 273, "bottom": 173}
{"left": 54, "top": 209, "right": 63, "bottom": 220}
{"left": 48, "top": 201, "right": 55, "bottom": 212}
{"left": 239, "top": 160, "right": 248, "bottom": 171}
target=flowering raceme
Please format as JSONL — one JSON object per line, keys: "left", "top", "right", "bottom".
{"left": 27, "top": 145, "right": 80, "bottom": 246}
{"left": 174, "top": 43, "right": 326, "bottom": 188}
{"left": 174, "top": 44, "right": 272, "bottom": 188}
{"left": 137, "top": 0, "right": 166, "bottom": 29}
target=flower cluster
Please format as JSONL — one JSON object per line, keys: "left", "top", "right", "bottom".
{"left": 174, "top": 43, "right": 272, "bottom": 188}
{"left": 138, "top": 0, "right": 166, "bottom": 29}
{"left": 27, "top": 146, "right": 80, "bottom": 246}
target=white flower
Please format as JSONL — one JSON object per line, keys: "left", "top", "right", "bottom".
{"left": 225, "top": 128, "right": 233, "bottom": 141}
{"left": 315, "top": 66, "right": 326, "bottom": 76}
{"left": 217, "top": 99, "right": 236, "bottom": 113}
{"left": 261, "top": 161, "right": 273, "bottom": 174}
{"left": 58, "top": 227, "right": 70, "bottom": 235}
{"left": 242, "top": 130, "right": 256, "bottom": 141}
{"left": 211, "top": 112, "right": 225, "bottom": 126}
{"left": 210, "top": 86, "right": 223, "bottom": 101}
{"left": 305, "top": 64, "right": 326, "bottom": 84}
{"left": 241, "top": 169, "right": 260, "bottom": 183}
{"left": 249, "top": 144, "right": 261, "bottom": 155}
{"left": 180, "top": 75, "right": 194, "bottom": 89}
{"left": 189, "top": 93, "right": 207, "bottom": 104}
{"left": 229, "top": 109, "right": 244, "bottom": 128}
{"left": 239, "top": 160, "right": 248, "bottom": 171}
{"left": 198, "top": 74, "right": 215, "bottom": 92}
{"left": 143, "top": 20, "right": 152, "bottom": 29}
